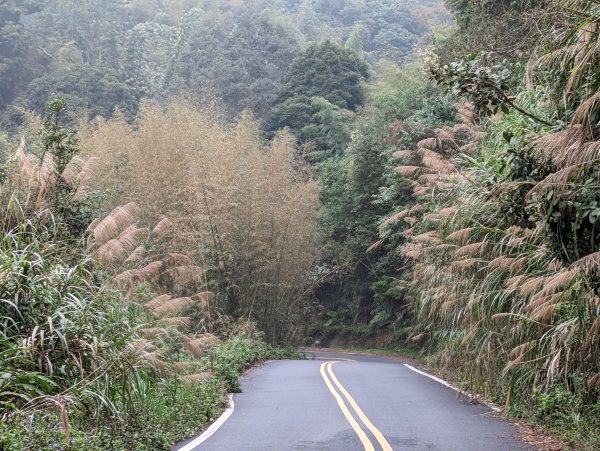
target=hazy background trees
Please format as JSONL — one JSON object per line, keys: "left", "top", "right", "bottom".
{"left": 0, "top": 0, "right": 448, "bottom": 130}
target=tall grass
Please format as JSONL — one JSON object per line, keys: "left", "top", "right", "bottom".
{"left": 0, "top": 131, "right": 299, "bottom": 449}
{"left": 79, "top": 100, "right": 321, "bottom": 342}
{"left": 384, "top": 95, "right": 600, "bottom": 445}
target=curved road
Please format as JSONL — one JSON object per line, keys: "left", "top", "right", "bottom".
{"left": 175, "top": 352, "right": 532, "bottom": 451}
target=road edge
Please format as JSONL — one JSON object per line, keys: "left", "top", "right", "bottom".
{"left": 403, "top": 364, "right": 503, "bottom": 413}
{"left": 174, "top": 394, "right": 235, "bottom": 451}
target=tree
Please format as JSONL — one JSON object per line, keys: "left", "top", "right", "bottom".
{"left": 11, "top": 66, "right": 137, "bottom": 123}
{"left": 0, "top": 0, "right": 45, "bottom": 112}
{"left": 268, "top": 41, "right": 369, "bottom": 161}
{"left": 165, "top": 5, "right": 300, "bottom": 119}
{"left": 276, "top": 41, "right": 370, "bottom": 112}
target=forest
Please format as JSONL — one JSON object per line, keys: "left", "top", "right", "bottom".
{"left": 1, "top": 0, "right": 600, "bottom": 449}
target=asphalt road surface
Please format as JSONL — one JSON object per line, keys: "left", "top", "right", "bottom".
{"left": 174, "top": 352, "right": 532, "bottom": 451}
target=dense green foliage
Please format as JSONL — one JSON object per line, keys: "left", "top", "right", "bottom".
{"left": 0, "top": 0, "right": 446, "bottom": 131}
{"left": 268, "top": 41, "right": 370, "bottom": 161}
{"left": 317, "top": 0, "right": 600, "bottom": 447}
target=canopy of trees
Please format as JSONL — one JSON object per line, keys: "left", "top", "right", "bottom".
{"left": 0, "top": 0, "right": 448, "bottom": 129}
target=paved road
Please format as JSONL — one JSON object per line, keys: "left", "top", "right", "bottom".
{"left": 175, "top": 352, "right": 532, "bottom": 451}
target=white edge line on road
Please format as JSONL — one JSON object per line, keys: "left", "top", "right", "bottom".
{"left": 177, "top": 394, "right": 235, "bottom": 451}
{"left": 403, "top": 364, "right": 502, "bottom": 413}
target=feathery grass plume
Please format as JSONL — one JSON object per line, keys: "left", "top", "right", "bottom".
{"left": 408, "top": 332, "right": 427, "bottom": 343}
{"left": 152, "top": 216, "right": 174, "bottom": 238}
{"left": 423, "top": 213, "right": 441, "bottom": 222}
{"left": 15, "top": 138, "right": 38, "bottom": 186}
{"left": 488, "top": 181, "right": 524, "bottom": 198}
{"left": 491, "top": 313, "right": 514, "bottom": 323}
{"left": 446, "top": 227, "right": 474, "bottom": 243}
{"left": 401, "top": 244, "right": 424, "bottom": 259}
{"left": 195, "top": 333, "right": 220, "bottom": 347}
{"left": 571, "top": 250, "right": 600, "bottom": 276}
{"left": 433, "top": 181, "right": 456, "bottom": 192}
{"left": 530, "top": 303, "right": 555, "bottom": 323}
{"left": 75, "top": 157, "right": 99, "bottom": 187}
{"left": 528, "top": 165, "right": 581, "bottom": 198}
{"left": 141, "top": 352, "right": 170, "bottom": 376}
{"left": 455, "top": 242, "right": 485, "bottom": 257}
{"left": 532, "top": 268, "right": 580, "bottom": 300}
{"left": 440, "top": 298, "right": 458, "bottom": 313}
{"left": 139, "top": 261, "right": 163, "bottom": 280}
{"left": 419, "top": 173, "right": 446, "bottom": 186}
{"left": 180, "top": 373, "right": 213, "bottom": 385}
{"left": 157, "top": 253, "right": 195, "bottom": 267}
{"left": 418, "top": 148, "right": 455, "bottom": 173}
{"left": 526, "top": 292, "right": 562, "bottom": 312}
{"left": 505, "top": 275, "right": 526, "bottom": 290}
{"left": 95, "top": 226, "right": 147, "bottom": 264}
{"left": 183, "top": 336, "right": 204, "bottom": 359}
{"left": 455, "top": 102, "right": 476, "bottom": 124}
{"left": 572, "top": 91, "right": 600, "bottom": 132}
{"left": 112, "top": 262, "right": 162, "bottom": 289}
{"left": 438, "top": 207, "right": 458, "bottom": 218}
{"left": 392, "top": 150, "right": 415, "bottom": 159}
{"left": 488, "top": 256, "right": 516, "bottom": 270}
{"left": 417, "top": 137, "right": 439, "bottom": 150}
{"left": 413, "top": 186, "right": 432, "bottom": 196}
{"left": 89, "top": 203, "right": 140, "bottom": 247}
{"left": 400, "top": 227, "right": 415, "bottom": 237}
{"left": 395, "top": 165, "right": 427, "bottom": 177}
{"left": 410, "top": 204, "right": 426, "bottom": 214}
{"left": 139, "top": 328, "right": 169, "bottom": 340}
{"left": 548, "top": 260, "right": 562, "bottom": 272}
{"left": 112, "top": 269, "right": 142, "bottom": 290}
{"left": 162, "top": 317, "right": 191, "bottom": 332}
{"left": 129, "top": 339, "right": 156, "bottom": 352}
{"left": 531, "top": 126, "right": 584, "bottom": 168}
{"left": 412, "top": 231, "right": 442, "bottom": 244}
{"left": 451, "top": 258, "right": 482, "bottom": 271}
{"left": 402, "top": 178, "right": 421, "bottom": 189}
{"left": 584, "top": 316, "right": 600, "bottom": 350}
{"left": 437, "top": 126, "right": 458, "bottom": 140}
{"left": 519, "top": 276, "right": 548, "bottom": 297}
{"left": 172, "top": 361, "right": 199, "bottom": 375}
{"left": 163, "top": 265, "right": 206, "bottom": 287}
{"left": 146, "top": 294, "right": 172, "bottom": 310}
{"left": 59, "top": 156, "right": 86, "bottom": 186}
{"left": 125, "top": 245, "right": 146, "bottom": 263}
{"left": 507, "top": 237, "right": 527, "bottom": 247}
{"left": 380, "top": 208, "right": 411, "bottom": 228}
{"left": 152, "top": 297, "right": 193, "bottom": 318}
{"left": 195, "top": 291, "right": 215, "bottom": 302}
{"left": 506, "top": 226, "right": 531, "bottom": 236}
{"left": 427, "top": 244, "right": 457, "bottom": 253}
{"left": 508, "top": 341, "right": 533, "bottom": 362}
{"left": 459, "top": 143, "right": 478, "bottom": 154}
{"left": 461, "top": 327, "right": 477, "bottom": 345}
{"left": 509, "top": 256, "right": 528, "bottom": 272}
{"left": 366, "top": 239, "right": 384, "bottom": 254}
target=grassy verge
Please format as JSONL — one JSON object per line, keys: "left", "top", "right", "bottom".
{"left": 419, "top": 351, "right": 599, "bottom": 451}
{"left": 1, "top": 338, "right": 299, "bottom": 450}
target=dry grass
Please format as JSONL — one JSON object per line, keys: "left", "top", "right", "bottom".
{"left": 80, "top": 101, "right": 320, "bottom": 341}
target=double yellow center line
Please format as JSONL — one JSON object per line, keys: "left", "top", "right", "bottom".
{"left": 319, "top": 361, "right": 393, "bottom": 451}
